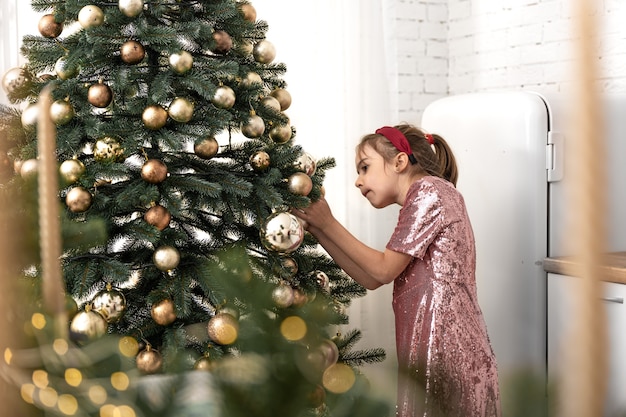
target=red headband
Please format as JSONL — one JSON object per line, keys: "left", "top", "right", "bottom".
{"left": 375, "top": 126, "right": 417, "bottom": 164}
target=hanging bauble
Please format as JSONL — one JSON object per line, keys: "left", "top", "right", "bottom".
{"left": 272, "top": 282, "right": 294, "bottom": 308}
{"left": 260, "top": 211, "right": 304, "bottom": 254}
{"left": 207, "top": 312, "right": 239, "bottom": 345}
{"left": 78, "top": 5, "right": 105, "bottom": 28}
{"left": 218, "top": 305, "right": 240, "bottom": 320}
{"left": 168, "top": 97, "right": 194, "bottom": 123}
{"left": 69, "top": 306, "right": 108, "bottom": 345}
{"left": 88, "top": 81, "right": 113, "bottom": 108}
{"left": 153, "top": 245, "right": 180, "bottom": 271}
{"left": 19, "top": 159, "right": 38, "bottom": 180}
{"left": 136, "top": 345, "right": 163, "bottom": 374}
{"left": 21, "top": 102, "right": 39, "bottom": 129}
{"left": 287, "top": 172, "right": 313, "bottom": 196}
{"left": 292, "top": 288, "right": 308, "bottom": 308}
{"left": 142, "top": 104, "right": 168, "bottom": 130}
{"left": 144, "top": 205, "right": 171, "bottom": 231}
{"left": 59, "top": 158, "right": 86, "bottom": 183}
{"left": 38, "top": 14, "right": 64, "bottom": 38}
{"left": 260, "top": 96, "right": 281, "bottom": 113}
{"left": 91, "top": 285, "right": 127, "bottom": 323}
{"left": 319, "top": 339, "right": 339, "bottom": 369}
{"left": 240, "top": 72, "right": 262, "bottom": 88}
{"left": 169, "top": 51, "right": 193, "bottom": 74}
{"left": 249, "top": 150, "right": 270, "bottom": 172}
{"left": 151, "top": 298, "right": 177, "bottom": 326}
{"left": 274, "top": 256, "right": 298, "bottom": 280}
{"left": 119, "top": 0, "right": 144, "bottom": 17}
{"left": 120, "top": 40, "right": 145, "bottom": 64}
{"left": 141, "top": 159, "right": 168, "bottom": 183}
{"left": 50, "top": 99, "right": 75, "bottom": 125}
{"left": 210, "top": 30, "right": 233, "bottom": 54}
{"left": 313, "top": 270, "right": 330, "bottom": 293}
{"left": 54, "top": 56, "right": 78, "bottom": 80}
{"left": 240, "top": 3, "right": 257, "bottom": 22}
{"left": 269, "top": 124, "right": 292, "bottom": 144}
{"left": 241, "top": 112, "right": 265, "bottom": 138}
{"left": 322, "top": 363, "right": 356, "bottom": 394}
{"left": 253, "top": 40, "right": 276, "bottom": 64}
{"left": 308, "top": 384, "right": 326, "bottom": 409}
{"left": 194, "top": 137, "right": 219, "bottom": 159}
{"left": 294, "top": 152, "right": 317, "bottom": 176}
{"left": 194, "top": 356, "right": 215, "bottom": 371}
{"left": 94, "top": 137, "right": 124, "bottom": 162}
{"left": 270, "top": 88, "right": 292, "bottom": 111}
{"left": 237, "top": 40, "right": 254, "bottom": 56}
{"left": 211, "top": 85, "right": 235, "bottom": 109}
{"left": 66, "top": 186, "right": 92, "bottom": 213}
{"left": 2, "top": 67, "right": 32, "bottom": 96}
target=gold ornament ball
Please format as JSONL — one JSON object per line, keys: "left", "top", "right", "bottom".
{"left": 260, "top": 96, "right": 281, "bottom": 113}
{"left": 249, "top": 151, "right": 270, "bottom": 172}
{"left": 21, "top": 102, "right": 39, "bottom": 129}
{"left": 169, "top": 51, "right": 193, "bottom": 74}
{"left": 240, "top": 72, "right": 262, "bottom": 88}
{"left": 292, "top": 288, "right": 308, "bottom": 308}
{"left": 288, "top": 172, "right": 313, "bottom": 196}
{"left": 119, "top": 0, "right": 144, "bottom": 17}
{"left": 269, "top": 124, "right": 292, "bottom": 144}
{"left": 272, "top": 283, "right": 294, "bottom": 308}
{"left": 54, "top": 56, "right": 78, "bottom": 80}
{"left": 194, "top": 137, "right": 219, "bottom": 159}
{"left": 211, "top": 85, "right": 236, "bottom": 109}
{"left": 242, "top": 114, "right": 265, "bottom": 138}
{"left": 94, "top": 137, "right": 124, "bottom": 162}
{"left": 253, "top": 40, "right": 276, "bottom": 64}
{"left": 168, "top": 97, "right": 194, "bottom": 123}
{"left": 275, "top": 256, "right": 298, "bottom": 280}
{"left": 66, "top": 186, "right": 92, "bottom": 213}
{"left": 315, "top": 271, "right": 331, "bottom": 293}
{"left": 240, "top": 3, "right": 257, "bottom": 22}
{"left": 211, "top": 30, "right": 233, "bottom": 54}
{"left": 136, "top": 346, "right": 163, "bottom": 374}
{"left": 2, "top": 67, "right": 33, "bottom": 96}
{"left": 207, "top": 313, "right": 239, "bottom": 345}
{"left": 142, "top": 104, "right": 168, "bottom": 130}
{"left": 218, "top": 305, "right": 240, "bottom": 320}
{"left": 50, "top": 99, "right": 75, "bottom": 125}
{"left": 59, "top": 159, "right": 86, "bottom": 183}
{"left": 194, "top": 356, "right": 215, "bottom": 371}
{"left": 141, "top": 159, "right": 168, "bottom": 183}
{"left": 144, "top": 205, "right": 171, "bottom": 231}
{"left": 151, "top": 299, "right": 177, "bottom": 326}
{"left": 260, "top": 211, "right": 305, "bottom": 254}
{"left": 19, "top": 159, "right": 38, "bottom": 180}
{"left": 153, "top": 245, "right": 180, "bottom": 271}
{"left": 88, "top": 81, "right": 113, "bottom": 108}
{"left": 78, "top": 5, "right": 105, "bottom": 29}
{"left": 120, "top": 40, "right": 145, "bottom": 64}
{"left": 322, "top": 363, "right": 356, "bottom": 394}
{"left": 270, "top": 88, "right": 292, "bottom": 111}
{"left": 295, "top": 152, "right": 317, "bottom": 176}
{"left": 69, "top": 309, "right": 108, "bottom": 345}
{"left": 92, "top": 287, "right": 127, "bottom": 323}
{"left": 38, "top": 14, "right": 64, "bottom": 38}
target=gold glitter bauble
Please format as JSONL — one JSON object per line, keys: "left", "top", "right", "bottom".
{"left": 69, "top": 309, "right": 108, "bottom": 345}
{"left": 211, "top": 30, "right": 233, "bottom": 54}
{"left": 141, "top": 159, "right": 168, "bottom": 183}
{"left": 249, "top": 150, "right": 270, "bottom": 172}
{"left": 59, "top": 159, "right": 85, "bottom": 183}
{"left": 153, "top": 245, "right": 180, "bottom": 271}
{"left": 207, "top": 313, "right": 239, "bottom": 345}
{"left": 118, "top": 0, "right": 144, "bottom": 17}
{"left": 38, "top": 14, "right": 63, "bottom": 38}
{"left": 241, "top": 114, "right": 265, "bottom": 138}
{"left": 211, "top": 85, "right": 236, "bottom": 109}
{"left": 253, "top": 40, "right": 276, "bottom": 64}
{"left": 142, "top": 104, "right": 168, "bottom": 130}
{"left": 287, "top": 172, "right": 313, "bottom": 196}
{"left": 120, "top": 40, "right": 145, "bottom": 64}
{"left": 194, "top": 137, "right": 219, "bottom": 159}
{"left": 136, "top": 346, "right": 163, "bottom": 374}
{"left": 269, "top": 124, "right": 292, "bottom": 144}
{"left": 169, "top": 51, "right": 193, "bottom": 74}
{"left": 168, "top": 97, "right": 194, "bottom": 123}
{"left": 144, "top": 205, "right": 171, "bottom": 231}
{"left": 2, "top": 67, "right": 32, "bottom": 96}
{"left": 322, "top": 363, "right": 356, "bottom": 394}
{"left": 270, "top": 88, "right": 292, "bottom": 111}
{"left": 65, "top": 186, "right": 92, "bottom": 213}
{"left": 240, "top": 3, "right": 256, "bottom": 22}
{"left": 88, "top": 81, "right": 113, "bottom": 108}
{"left": 151, "top": 299, "right": 177, "bottom": 326}
{"left": 50, "top": 99, "right": 74, "bottom": 125}
{"left": 260, "top": 211, "right": 304, "bottom": 254}
{"left": 78, "top": 5, "right": 105, "bottom": 28}
{"left": 91, "top": 286, "right": 127, "bottom": 323}
{"left": 94, "top": 137, "right": 124, "bottom": 162}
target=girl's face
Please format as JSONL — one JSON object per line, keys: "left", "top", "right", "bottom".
{"left": 354, "top": 144, "right": 400, "bottom": 208}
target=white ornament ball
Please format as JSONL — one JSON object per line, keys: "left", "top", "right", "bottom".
{"left": 78, "top": 5, "right": 105, "bottom": 28}
{"left": 119, "top": 0, "right": 144, "bottom": 17}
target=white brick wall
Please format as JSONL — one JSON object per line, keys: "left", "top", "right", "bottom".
{"left": 395, "top": 0, "right": 626, "bottom": 122}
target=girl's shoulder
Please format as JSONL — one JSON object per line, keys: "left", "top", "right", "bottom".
{"left": 409, "top": 175, "right": 455, "bottom": 196}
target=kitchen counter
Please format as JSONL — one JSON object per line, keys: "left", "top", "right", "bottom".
{"left": 543, "top": 252, "right": 626, "bottom": 285}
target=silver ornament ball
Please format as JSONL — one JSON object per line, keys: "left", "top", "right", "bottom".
{"left": 260, "top": 211, "right": 305, "bottom": 254}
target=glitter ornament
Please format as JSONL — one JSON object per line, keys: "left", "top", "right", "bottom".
{"left": 50, "top": 99, "right": 74, "bottom": 125}
{"left": 194, "top": 137, "right": 219, "bottom": 159}
{"left": 151, "top": 299, "right": 177, "bottom": 326}
{"left": 87, "top": 81, "right": 113, "bottom": 108}
{"left": 142, "top": 104, "right": 168, "bottom": 130}
{"left": 169, "top": 51, "right": 193, "bottom": 74}
{"left": 207, "top": 312, "right": 239, "bottom": 345}
{"left": 119, "top": 0, "right": 144, "bottom": 17}
{"left": 65, "top": 186, "right": 92, "bottom": 213}
{"left": 91, "top": 285, "right": 127, "bottom": 323}
{"left": 241, "top": 113, "right": 265, "bottom": 138}
{"left": 141, "top": 159, "right": 168, "bottom": 183}
{"left": 38, "top": 14, "right": 63, "bottom": 38}
{"left": 69, "top": 307, "right": 108, "bottom": 345}
{"left": 294, "top": 152, "right": 317, "bottom": 176}
{"left": 272, "top": 282, "right": 294, "bottom": 308}
{"left": 60, "top": 159, "right": 85, "bottom": 184}
{"left": 260, "top": 211, "right": 304, "bottom": 254}
{"left": 120, "top": 40, "right": 145, "bottom": 64}
{"left": 249, "top": 150, "right": 270, "bottom": 172}
{"left": 78, "top": 5, "right": 105, "bottom": 29}
{"left": 93, "top": 137, "right": 124, "bottom": 162}
{"left": 253, "top": 40, "right": 276, "bottom": 64}
{"left": 136, "top": 345, "right": 163, "bottom": 374}
{"left": 287, "top": 172, "right": 313, "bottom": 196}
{"left": 269, "top": 124, "right": 292, "bottom": 143}
{"left": 270, "top": 88, "right": 292, "bottom": 111}
{"left": 168, "top": 97, "right": 194, "bottom": 122}
{"left": 144, "top": 204, "right": 171, "bottom": 230}
{"left": 153, "top": 245, "right": 180, "bottom": 271}
{"left": 2, "top": 67, "right": 33, "bottom": 97}
{"left": 211, "top": 85, "right": 236, "bottom": 109}
{"left": 211, "top": 30, "right": 233, "bottom": 54}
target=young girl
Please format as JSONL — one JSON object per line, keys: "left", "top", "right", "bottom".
{"left": 293, "top": 124, "right": 501, "bottom": 417}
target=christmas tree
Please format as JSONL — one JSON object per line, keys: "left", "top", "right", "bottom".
{"left": 0, "top": 1, "right": 387, "bottom": 416}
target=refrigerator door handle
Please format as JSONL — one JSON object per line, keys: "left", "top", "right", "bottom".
{"left": 547, "top": 132, "right": 564, "bottom": 182}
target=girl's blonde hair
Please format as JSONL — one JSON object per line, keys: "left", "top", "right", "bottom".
{"left": 356, "top": 123, "right": 459, "bottom": 186}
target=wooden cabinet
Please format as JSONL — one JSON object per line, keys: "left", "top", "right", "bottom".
{"left": 547, "top": 272, "right": 626, "bottom": 416}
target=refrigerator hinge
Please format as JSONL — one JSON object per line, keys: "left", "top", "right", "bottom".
{"left": 546, "top": 132, "right": 564, "bottom": 182}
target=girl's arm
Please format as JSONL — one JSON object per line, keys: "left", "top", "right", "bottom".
{"left": 293, "top": 198, "right": 412, "bottom": 289}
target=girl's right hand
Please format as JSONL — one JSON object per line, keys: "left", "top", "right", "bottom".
{"left": 291, "top": 197, "right": 334, "bottom": 233}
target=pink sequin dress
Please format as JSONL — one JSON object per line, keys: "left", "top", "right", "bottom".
{"left": 387, "top": 176, "right": 501, "bottom": 417}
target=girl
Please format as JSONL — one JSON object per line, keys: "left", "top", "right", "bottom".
{"left": 293, "top": 124, "right": 501, "bottom": 417}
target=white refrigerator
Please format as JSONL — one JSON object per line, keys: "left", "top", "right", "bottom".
{"left": 421, "top": 91, "right": 626, "bottom": 413}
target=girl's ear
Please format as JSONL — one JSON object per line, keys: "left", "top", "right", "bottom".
{"left": 394, "top": 152, "right": 410, "bottom": 172}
